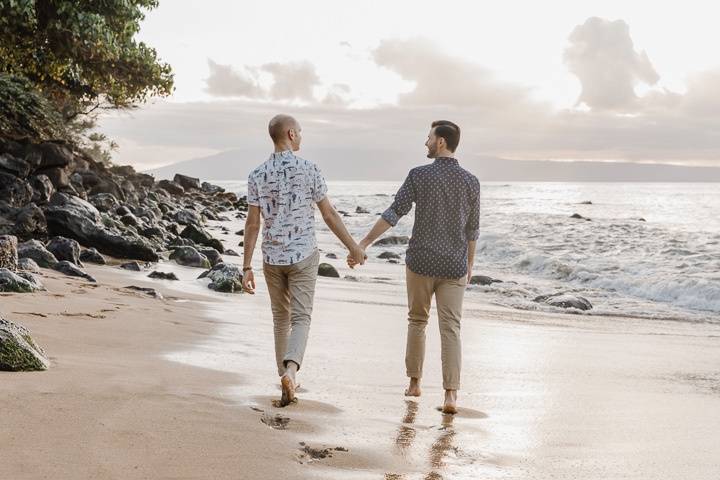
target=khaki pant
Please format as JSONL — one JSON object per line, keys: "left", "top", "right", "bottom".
{"left": 263, "top": 250, "right": 319, "bottom": 376}
{"left": 405, "top": 267, "right": 467, "bottom": 390}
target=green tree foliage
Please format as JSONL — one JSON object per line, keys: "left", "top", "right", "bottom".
{"left": 0, "top": 0, "right": 174, "bottom": 121}
{"left": 0, "top": 74, "right": 66, "bottom": 140}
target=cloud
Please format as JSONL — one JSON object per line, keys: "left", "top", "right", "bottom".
{"left": 564, "top": 17, "right": 660, "bottom": 111}
{"left": 373, "top": 38, "right": 536, "bottom": 110}
{"left": 261, "top": 61, "right": 320, "bottom": 101}
{"left": 205, "top": 59, "right": 263, "bottom": 98}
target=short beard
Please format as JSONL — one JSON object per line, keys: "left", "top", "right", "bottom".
{"left": 426, "top": 145, "right": 437, "bottom": 158}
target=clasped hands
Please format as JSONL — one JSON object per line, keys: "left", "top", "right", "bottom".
{"left": 347, "top": 241, "right": 368, "bottom": 269}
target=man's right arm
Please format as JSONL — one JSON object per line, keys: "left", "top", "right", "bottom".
{"left": 241, "top": 205, "right": 262, "bottom": 293}
{"left": 360, "top": 173, "right": 415, "bottom": 249}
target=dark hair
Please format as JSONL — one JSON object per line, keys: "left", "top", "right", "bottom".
{"left": 431, "top": 120, "right": 461, "bottom": 152}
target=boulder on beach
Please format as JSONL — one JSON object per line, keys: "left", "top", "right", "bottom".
{"left": 534, "top": 293, "right": 593, "bottom": 311}
{"left": 17, "top": 239, "right": 58, "bottom": 268}
{"left": 0, "top": 171, "right": 33, "bottom": 207}
{"left": 180, "top": 224, "right": 224, "bottom": 253}
{"left": 79, "top": 247, "right": 106, "bottom": 265}
{"left": 325, "top": 252, "right": 338, "bottom": 259}
{"left": 0, "top": 318, "right": 50, "bottom": 371}
{"left": 173, "top": 174, "right": 201, "bottom": 191}
{"left": 123, "top": 285, "right": 163, "bottom": 299}
{"left": 200, "top": 262, "right": 243, "bottom": 293}
{"left": 148, "top": 271, "right": 179, "bottom": 281}
{"left": 224, "top": 249, "right": 240, "bottom": 257}
{"left": 30, "top": 174, "right": 55, "bottom": 204}
{"left": 570, "top": 213, "right": 591, "bottom": 221}
{"left": 46, "top": 236, "right": 83, "bottom": 266}
{"left": 53, "top": 260, "right": 96, "bottom": 282}
{"left": 469, "top": 275, "right": 502, "bottom": 286}
{"left": 0, "top": 268, "right": 42, "bottom": 292}
{"left": 0, "top": 234, "right": 18, "bottom": 270}
{"left": 88, "top": 193, "right": 119, "bottom": 212}
{"left": 175, "top": 208, "right": 202, "bottom": 226}
{"left": 169, "top": 246, "right": 211, "bottom": 268}
{"left": 12, "top": 203, "right": 47, "bottom": 238}
{"left": 199, "top": 247, "right": 223, "bottom": 267}
{"left": 378, "top": 251, "right": 400, "bottom": 260}
{"left": 120, "top": 261, "right": 146, "bottom": 271}
{"left": 373, "top": 235, "right": 409, "bottom": 247}
{"left": 156, "top": 179, "right": 184, "bottom": 196}
{"left": 355, "top": 206, "right": 370, "bottom": 214}
{"left": 318, "top": 263, "right": 340, "bottom": 278}
{"left": 17, "top": 257, "right": 40, "bottom": 273}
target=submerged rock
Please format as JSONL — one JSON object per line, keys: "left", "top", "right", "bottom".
{"left": 0, "top": 318, "right": 50, "bottom": 371}
{"left": 148, "top": 271, "right": 179, "bottom": 281}
{"left": 534, "top": 293, "right": 593, "bottom": 311}
{"left": 355, "top": 206, "right": 370, "bottom": 214}
{"left": 53, "top": 261, "right": 96, "bottom": 282}
{"left": 46, "top": 236, "right": 83, "bottom": 266}
{"left": 120, "top": 261, "right": 146, "bottom": 271}
{"left": 570, "top": 213, "right": 591, "bottom": 221}
{"left": 0, "top": 268, "right": 42, "bottom": 292}
{"left": 17, "top": 239, "right": 58, "bottom": 268}
{"left": 123, "top": 285, "right": 163, "bottom": 299}
{"left": 169, "top": 246, "right": 211, "bottom": 268}
{"left": 373, "top": 235, "right": 409, "bottom": 247}
{"left": 0, "top": 234, "right": 18, "bottom": 270}
{"left": 469, "top": 275, "right": 502, "bottom": 286}
{"left": 318, "top": 263, "right": 340, "bottom": 278}
{"left": 378, "top": 251, "right": 400, "bottom": 260}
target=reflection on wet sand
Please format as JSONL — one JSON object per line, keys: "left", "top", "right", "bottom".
{"left": 388, "top": 401, "right": 458, "bottom": 480}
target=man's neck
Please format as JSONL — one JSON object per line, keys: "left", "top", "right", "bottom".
{"left": 273, "top": 143, "right": 293, "bottom": 153}
{"left": 435, "top": 150, "right": 455, "bottom": 159}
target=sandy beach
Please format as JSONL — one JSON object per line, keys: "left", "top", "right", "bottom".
{"left": 3, "top": 234, "right": 720, "bottom": 479}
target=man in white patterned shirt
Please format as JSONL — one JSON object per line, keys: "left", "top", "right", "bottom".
{"left": 242, "top": 114, "right": 365, "bottom": 406}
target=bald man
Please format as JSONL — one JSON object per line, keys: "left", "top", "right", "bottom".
{"left": 242, "top": 114, "right": 366, "bottom": 406}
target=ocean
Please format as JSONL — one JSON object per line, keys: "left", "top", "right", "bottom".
{"left": 212, "top": 180, "right": 720, "bottom": 323}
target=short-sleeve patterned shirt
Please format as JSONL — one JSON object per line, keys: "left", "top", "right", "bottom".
{"left": 381, "top": 157, "right": 480, "bottom": 279}
{"left": 247, "top": 150, "right": 328, "bottom": 265}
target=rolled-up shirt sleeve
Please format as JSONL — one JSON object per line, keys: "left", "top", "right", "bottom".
{"left": 382, "top": 173, "right": 415, "bottom": 226}
{"left": 311, "top": 163, "right": 328, "bottom": 203}
{"left": 465, "top": 179, "right": 480, "bottom": 240}
{"left": 247, "top": 174, "right": 259, "bottom": 206}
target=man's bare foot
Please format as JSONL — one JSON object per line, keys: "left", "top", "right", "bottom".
{"left": 442, "top": 389, "right": 458, "bottom": 414}
{"left": 404, "top": 377, "right": 422, "bottom": 397}
{"left": 280, "top": 374, "right": 296, "bottom": 407}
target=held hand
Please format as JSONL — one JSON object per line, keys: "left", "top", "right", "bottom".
{"left": 347, "top": 245, "right": 367, "bottom": 269}
{"left": 242, "top": 269, "right": 256, "bottom": 294}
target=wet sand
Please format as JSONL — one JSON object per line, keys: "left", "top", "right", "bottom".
{"left": 3, "top": 232, "right": 720, "bottom": 479}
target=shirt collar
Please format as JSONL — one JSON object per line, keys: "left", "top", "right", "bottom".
{"left": 270, "top": 150, "right": 293, "bottom": 159}
{"left": 434, "top": 156, "right": 458, "bottom": 165}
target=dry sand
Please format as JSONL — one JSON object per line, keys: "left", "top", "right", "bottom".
{"left": 2, "top": 257, "right": 720, "bottom": 480}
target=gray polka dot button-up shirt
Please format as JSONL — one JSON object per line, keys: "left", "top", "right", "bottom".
{"left": 381, "top": 157, "right": 480, "bottom": 279}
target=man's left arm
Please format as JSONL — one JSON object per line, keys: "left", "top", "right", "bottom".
{"left": 465, "top": 180, "right": 481, "bottom": 282}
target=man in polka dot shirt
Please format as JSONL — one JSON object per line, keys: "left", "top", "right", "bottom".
{"left": 350, "top": 120, "right": 480, "bottom": 414}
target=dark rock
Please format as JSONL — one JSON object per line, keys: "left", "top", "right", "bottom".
{"left": 373, "top": 235, "right": 410, "bottom": 247}
{"left": 87, "top": 177, "right": 125, "bottom": 201}
{"left": 175, "top": 209, "right": 202, "bottom": 226}
{"left": 17, "top": 257, "right": 40, "bottom": 273}
{"left": 168, "top": 237, "right": 195, "bottom": 248}
{"left": 570, "top": 213, "right": 591, "bottom": 221}
{"left": 533, "top": 293, "right": 593, "bottom": 311}
{"left": 140, "top": 226, "right": 165, "bottom": 239}
{"left": 180, "top": 224, "right": 224, "bottom": 253}
{"left": 46, "top": 236, "right": 83, "bottom": 266}
{"left": 579, "top": 201, "right": 593, "bottom": 205}
{"left": 469, "top": 275, "right": 502, "bottom": 286}
{"left": 53, "top": 261, "right": 96, "bottom": 282}
{"left": 79, "top": 248, "right": 106, "bottom": 265}
{"left": 123, "top": 285, "right": 163, "bottom": 299}
{"left": 325, "top": 253, "right": 338, "bottom": 259}
{"left": 638, "top": 218, "right": 646, "bottom": 222}
{"left": 120, "top": 261, "right": 146, "bottom": 271}
{"left": 157, "top": 179, "right": 185, "bottom": 195}
{"left": 169, "top": 246, "right": 211, "bottom": 268}
{"left": 115, "top": 205, "right": 132, "bottom": 216}
{"left": 0, "top": 171, "right": 33, "bottom": 207}
{"left": 29, "top": 174, "right": 55, "bottom": 204}
{"left": 378, "top": 251, "right": 400, "bottom": 260}
{"left": 37, "top": 141, "right": 73, "bottom": 168}
{"left": 388, "top": 259, "right": 399, "bottom": 264}
{"left": 201, "top": 182, "right": 225, "bottom": 194}
{"left": 120, "top": 213, "right": 140, "bottom": 227}
{"left": 198, "top": 247, "right": 223, "bottom": 266}
{"left": 0, "top": 153, "right": 31, "bottom": 177}
{"left": 88, "top": 193, "right": 119, "bottom": 212}
{"left": 0, "top": 268, "right": 41, "bottom": 292}
{"left": 174, "top": 174, "right": 201, "bottom": 190}
{"left": 355, "top": 206, "right": 370, "bottom": 214}
{"left": 13, "top": 203, "right": 47, "bottom": 238}
{"left": 38, "top": 166, "right": 70, "bottom": 189}
{"left": 44, "top": 193, "right": 159, "bottom": 261}
{"left": 236, "top": 229, "right": 244, "bottom": 236}
{"left": 148, "top": 271, "right": 179, "bottom": 281}
{"left": 16, "top": 271, "right": 44, "bottom": 290}
{"left": 238, "top": 241, "right": 244, "bottom": 247}
{"left": 17, "top": 239, "right": 58, "bottom": 268}
{"left": 318, "top": 263, "right": 340, "bottom": 278}
{"left": 202, "top": 263, "right": 243, "bottom": 293}
{"left": 0, "top": 318, "right": 49, "bottom": 371}
{"left": 0, "top": 235, "right": 18, "bottom": 270}
{"left": 225, "top": 249, "right": 240, "bottom": 257}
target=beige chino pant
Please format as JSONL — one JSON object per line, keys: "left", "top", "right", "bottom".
{"left": 263, "top": 250, "right": 319, "bottom": 376}
{"left": 405, "top": 267, "right": 467, "bottom": 390}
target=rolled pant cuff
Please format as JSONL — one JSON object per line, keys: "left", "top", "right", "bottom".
{"left": 283, "top": 357, "right": 302, "bottom": 372}
{"left": 443, "top": 384, "right": 460, "bottom": 391}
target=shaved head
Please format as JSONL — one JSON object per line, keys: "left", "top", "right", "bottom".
{"left": 268, "top": 114, "right": 300, "bottom": 144}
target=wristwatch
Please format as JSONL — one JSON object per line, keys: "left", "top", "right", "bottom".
{"left": 242, "top": 266, "right": 253, "bottom": 272}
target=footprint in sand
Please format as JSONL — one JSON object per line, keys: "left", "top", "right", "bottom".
{"left": 296, "top": 442, "right": 349, "bottom": 464}
{"left": 434, "top": 406, "right": 488, "bottom": 419}
{"left": 260, "top": 412, "right": 291, "bottom": 430}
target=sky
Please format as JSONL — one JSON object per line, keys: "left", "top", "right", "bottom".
{"left": 99, "top": 0, "right": 720, "bottom": 177}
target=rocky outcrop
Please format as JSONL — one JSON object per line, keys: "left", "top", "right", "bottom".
{"left": 0, "top": 234, "right": 18, "bottom": 270}
{"left": 534, "top": 293, "right": 593, "bottom": 311}
{"left": 0, "top": 318, "right": 50, "bottom": 371}
{"left": 318, "top": 263, "right": 340, "bottom": 278}
{"left": 46, "top": 236, "right": 83, "bottom": 266}
{"left": 174, "top": 174, "right": 201, "bottom": 190}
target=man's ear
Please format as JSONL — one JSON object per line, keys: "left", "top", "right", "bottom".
{"left": 287, "top": 128, "right": 295, "bottom": 141}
